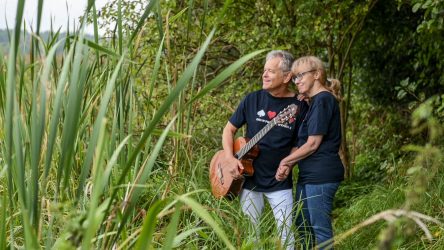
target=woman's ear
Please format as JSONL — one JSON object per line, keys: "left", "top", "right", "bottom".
{"left": 314, "top": 70, "right": 320, "bottom": 80}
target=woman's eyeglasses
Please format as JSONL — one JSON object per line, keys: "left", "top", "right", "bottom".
{"left": 292, "top": 69, "right": 317, "bottom": 83}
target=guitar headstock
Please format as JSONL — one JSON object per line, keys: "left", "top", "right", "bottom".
{"left": 275, "top": 104, "right": 298, "bottom": 124}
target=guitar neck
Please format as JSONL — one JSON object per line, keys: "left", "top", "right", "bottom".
{"left": 235, "top": 119, "right": 277, "bottom": 159}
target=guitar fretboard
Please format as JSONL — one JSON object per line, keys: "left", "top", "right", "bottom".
{"left": 234, "top": 119, "right": 277, "bottom": 160}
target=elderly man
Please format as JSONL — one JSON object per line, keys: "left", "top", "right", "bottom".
{"left": 221, "top": 50, "right": 308, "bottom": 249}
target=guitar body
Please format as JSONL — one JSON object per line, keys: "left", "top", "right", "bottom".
{"left": 209, "top": 104, "right": 298, "bottom": 199}
{"left": 209, "top": 137, "right": 258, "bottom": 199}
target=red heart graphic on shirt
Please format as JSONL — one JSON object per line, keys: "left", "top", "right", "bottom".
{"left": 267, "top": 111, "right": 277, "bottom": 119}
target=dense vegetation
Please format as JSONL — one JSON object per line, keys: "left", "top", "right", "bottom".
{"left": 0, "top": 0, "right": 443, "bottom": 249}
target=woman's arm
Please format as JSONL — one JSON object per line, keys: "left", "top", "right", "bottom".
{"left": 275, "top": 135, "right": 323, "bottom": 181}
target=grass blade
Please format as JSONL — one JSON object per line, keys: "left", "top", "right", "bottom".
{"left": 117, "top": 0, "right": 122, "bottom": 55}
{"left": 0, "top": 193, "right": 6, "bottom": 249}
{"left": 128, "top": 0, "right": 158, "bottom": 44}
{"left": 43, "top": 39, "right": 75, "bottom": 182}
{"left": 134, "top": 199, "right": 168, "bottom": 250}
{"left": 147, "top": 35, "right": 165, "bottom": 101}
{"left": 76, "top": 53, "right": 126, "bottom": 201}
{"left": 161, "top": 203, "right": 182, "bottom": 250}
{"left": 177, "top": 194, "right": 235, "bottom": 250}
{"left": 186, "top": 49, "right": 268, "bottom": 106}
{"left": 117, "top": 116, "right": 177, "bottom": 240}
{"left": 112, "top": 28, "right": 216, "bottom": 208}
{"left": 172, "top": 227, "right": 206, "bottom": 248}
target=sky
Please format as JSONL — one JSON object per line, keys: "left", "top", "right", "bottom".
{"left": 0, "top": 0, "right": 111, "bottom": 34}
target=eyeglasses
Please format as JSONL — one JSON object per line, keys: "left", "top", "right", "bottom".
{"left": 292, "top": 69, "right": 317, "bottom": 83}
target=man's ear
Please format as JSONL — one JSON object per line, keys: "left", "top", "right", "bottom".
{"left": 284, "top": 72, "right": 293, "bottom": 83}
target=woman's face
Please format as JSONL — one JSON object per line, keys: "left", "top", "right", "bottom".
{"left": 292, "top": 63, "right": 317, "bottom": 96}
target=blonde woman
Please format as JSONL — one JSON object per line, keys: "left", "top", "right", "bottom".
{"left": 276, "top": 56, "right": 344, "bottom": 249}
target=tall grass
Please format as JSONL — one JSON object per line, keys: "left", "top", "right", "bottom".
{"left": 0, "top": 0, "right": 270, "bottom": 248}
{"left": 3, "top": 0, "right": 441, "bottom": 249}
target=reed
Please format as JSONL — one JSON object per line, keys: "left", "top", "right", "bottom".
{"left": 0, "top": 0, "right": 276, "bottom": 248}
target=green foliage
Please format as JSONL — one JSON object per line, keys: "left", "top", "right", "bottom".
{"left": 335, "top": 184, "right": 406, "bottom": 249}
{"left": 1, "top": 0, "right": 443, "bottom": 249}
{"left": 348, "top": 101, "right": 412, "bottom": 182}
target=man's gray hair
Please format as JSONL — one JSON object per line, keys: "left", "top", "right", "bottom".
{"left": 265, "top": 50, "right": 294, "bottom": 72}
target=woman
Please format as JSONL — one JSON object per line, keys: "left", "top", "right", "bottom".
{"left": 275, "top": 56, "right": 344, "bottom": 249}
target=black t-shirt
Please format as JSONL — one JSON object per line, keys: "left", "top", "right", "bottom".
{"left": 297, "top": 91, "right": 344, "bottom": 184}
{"left": 229, "top": 90, "right": 308, "bottom": 192}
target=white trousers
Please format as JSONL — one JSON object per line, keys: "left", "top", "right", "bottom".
{"left": 240, "top": 188, "right": 294, "bottom": 250}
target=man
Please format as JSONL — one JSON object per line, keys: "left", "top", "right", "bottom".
{"left": 221, "top": 50, "right": 308, "bottom": 249}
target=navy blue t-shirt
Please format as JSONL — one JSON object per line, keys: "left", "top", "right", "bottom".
{"left": 297, "top": 91, "right": 344, "bottom": 184}
{"left": 229, "top": 90, "right": 308, "bottom": 192}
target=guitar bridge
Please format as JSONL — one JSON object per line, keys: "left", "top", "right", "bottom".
{"left": 217, "top": 163, "right": 224, "bottom": 185}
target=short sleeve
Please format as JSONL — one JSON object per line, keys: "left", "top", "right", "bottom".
{"left": 229, "top": 96, "right": 248, "bottom": 129}
{"left": 293, "top": 101, "right": 309, "bottom": 147}
{"left": 307, "top": 95, "right": 334, "bottom": 136}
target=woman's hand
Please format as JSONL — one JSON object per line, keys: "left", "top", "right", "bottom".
{"left": 275, "top": 161, "right": 291, "bottom": 181}
{"left": 297, "top": 94, "right": 310, "bottom": 103}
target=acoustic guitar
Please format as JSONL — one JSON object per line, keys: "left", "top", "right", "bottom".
{"left": 209, "top": 104, "right": 299, "bottom": 199}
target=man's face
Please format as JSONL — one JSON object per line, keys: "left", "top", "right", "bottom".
{"left": 262, "top": 57, "right": 288, "bottom": 91}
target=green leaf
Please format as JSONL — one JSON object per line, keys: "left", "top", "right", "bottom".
{"left": 134, "top": 199, "right": 169, "bottom": 250}
{"left": 412, "top": 3, "right": 423, "bottom": 13}
{"left": 176, "top": 195, "right": 235, "bottom": 250}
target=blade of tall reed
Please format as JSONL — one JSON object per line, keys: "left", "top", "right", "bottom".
{"left": 29, "top": 38, "right": 66, "bottom": 229}
{"left": 176, "top": 194, "right": 235, "bottom": 250}
{"left": 92, "top": 3, "right": 100, "bottom": 65}
{"left": 199, "top": 0, "right": 208, "bottom": 43}
{"left": 117, "top": 0, "right": 122, "bottom": 55}
{"left": 151, "top": 128, "right": 190, "bottom": 139}
{"left": 36, "top": 0, "right": 44, "bottom": 34}
{"left": 0, "top": 48, "right": 5, "bottom": 113}
{"left": 155, "top": 0, "right": 163, "bottom": 41}
{"left": 93, "top": 134, "right": 132, "bottom": 249}
{"left": 119, "top": 26, "right": 215, "bottom": 178}
{"left": 116, "top": 116, "right": 177, "bottom": 241}
{"left": 57, "top": 32, "right": 89, "bottom": 194}
{"left": 29, "top": 52, "right": 47, "bottom": 227}
{"left": 128, "top": 0, "right": 158, "bottom": 45}
{"left": 43, "top": 39, "right": 75, "bottom": 182}
{"left": 186, "top": 0, "right": 194, "bottom": 42}
{"left": 44, "top": 28, "right": 61, "bottom": 52}
{"left": 18, "top": 52, "right": 25, "bottom": 106}
{"left": 12, "top": 0, "right": 25, "bottom": 57}
{"left": 12, "top": 99, "right": 26, "bottom": 208}
{"left": 112, "top": 27, "right": 216, "bottom": 202}
{"left": 13, "top": 99, "right": 39, "bottom": 249}
{"left": 168, "top": 7, "right": 188, "bottom": 24}
{"left": 67, "top": 32, "right": 122, "bottom": 58}
{"left": 5, "top": 0, "right": 25, "bottom": 234}
{"left": 76, "top": 54, "right": 126, "bottom": 201}
{"left": 147, "top": 35, "right": 165, "bottom": 101}
{"left": 161, "top": 203, "right": 182, "bottom": 250}
{"left": 185, "top": 49, "right": 268, "bottom": 106}
{"left": 86, "top": 0, "right": 97, "bottom": 13}
{"left": 0, "top": 193, "right": 6, "bottom": 249}
{"left": 107, "top": 32, "right": 217, "bottom": 242}
{"left": 172, "top": 227, "right": 206, "bottom": 248}
{"left": 134, "top": 199, "right": 169, "bottom": 250}
{"left": 81, "top": 119, "right": 108, "bottom": 249}
{"left": 4, "top": 24, "right": 17, "bottom": 250}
